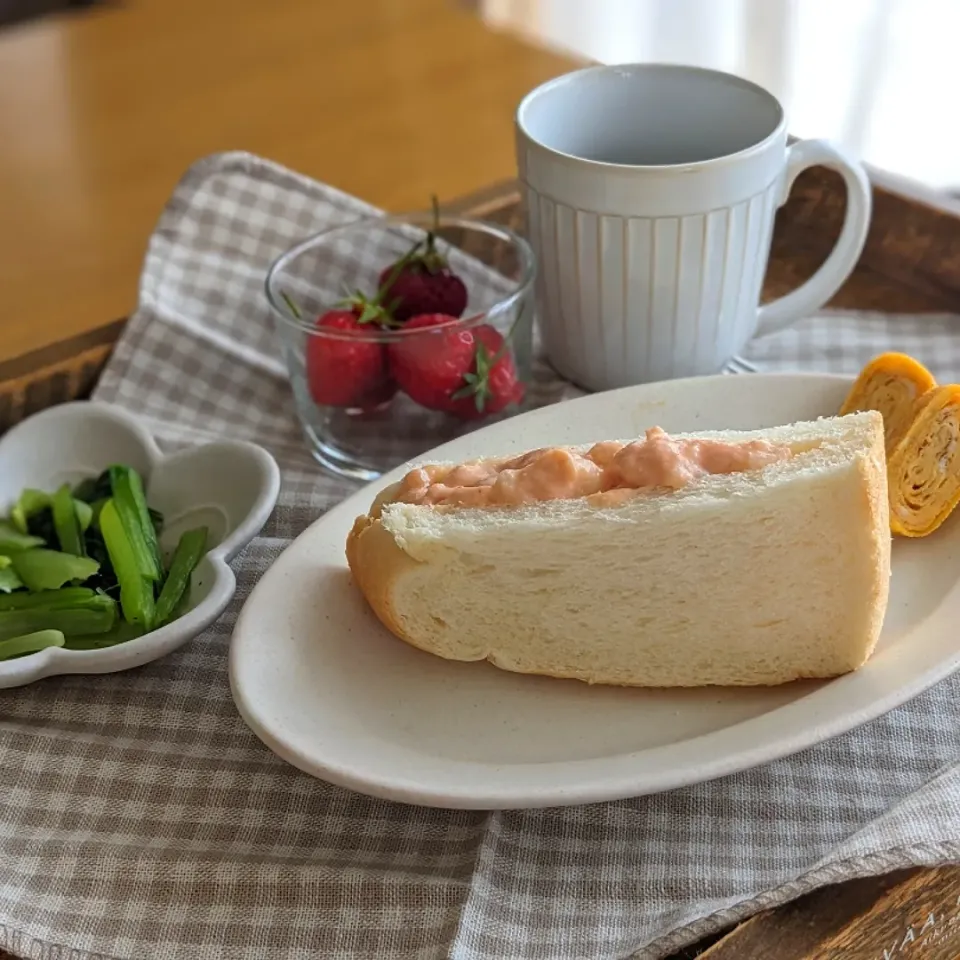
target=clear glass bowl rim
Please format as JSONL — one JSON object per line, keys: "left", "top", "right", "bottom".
{"left": 264, "top": 213, "right": 536, "bottom": 343}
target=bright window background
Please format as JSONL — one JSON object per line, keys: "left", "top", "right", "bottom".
{"left": 479, "top": 0, "right": 960, "bottom": 188}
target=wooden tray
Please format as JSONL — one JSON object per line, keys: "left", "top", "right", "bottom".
{"left": 4, "top": 171, "right": 960, "bottom": 960}
{"left": 4, "top": 165, "right": 960, "bottom": 436}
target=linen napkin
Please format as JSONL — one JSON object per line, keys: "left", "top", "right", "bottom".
{"left": 2, "top": 151, "right": 960, "bottom": 960}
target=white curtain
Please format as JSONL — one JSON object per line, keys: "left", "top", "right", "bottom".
{"left": 481, "top": 0, "right": 960, "bottom": 188}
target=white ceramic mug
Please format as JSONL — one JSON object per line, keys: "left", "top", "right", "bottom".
{"left": 515, "top": 63, "right": 872, "bottom": 391}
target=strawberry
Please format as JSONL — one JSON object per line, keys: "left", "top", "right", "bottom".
{"left": 388, "top": 313, "right": 524, "bottom": 419}
{"left": 378, "top": 199, "right": 468, "bottom": 323}
{"left": 296, "top": 291, "right": 397, "bottom": 410}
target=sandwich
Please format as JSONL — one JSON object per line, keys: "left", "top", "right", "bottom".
{"left": 346, "top": 411, "right": 891, "bottom": 688}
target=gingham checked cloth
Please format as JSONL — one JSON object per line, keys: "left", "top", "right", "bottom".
{"left": 3, "top": 151, "right": 960, "bottom": 960}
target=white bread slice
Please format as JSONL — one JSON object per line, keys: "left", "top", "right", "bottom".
{"left": 346, "top": 411, "right": 891, "bottom": 687}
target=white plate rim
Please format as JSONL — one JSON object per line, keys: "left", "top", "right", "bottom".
{"left": 229, "top": 372, "right": 960, "bottom": 808}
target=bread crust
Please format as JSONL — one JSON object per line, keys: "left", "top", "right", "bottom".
{"left": 854, "top": 427, "right": 892, "bottom": 665}
{"left": 346, "top": 514, "right": 448, "bottom": 659}
{"left": 345, "top": 416, "right": 892, "bottom": 687}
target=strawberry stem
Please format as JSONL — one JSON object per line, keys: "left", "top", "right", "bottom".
{"left": 451, "top": 341, "right": 495, "bottom": 411}
{"left": 449, "top": 304, "right": 527, "bottom": 411}
{"left": 281, "top": 291, "right": 303, "bottom": 320}
{"left": 334, "top": 287, "right": 400, "bottom": 328}
{"left": 377, "top": 238, "right": 423, "bottom": 301}
{"left": 425, "top": 195, "right": 443, "bottom": 260}
{"left": 379, "top": 197, "right": 451, "bottom": 300}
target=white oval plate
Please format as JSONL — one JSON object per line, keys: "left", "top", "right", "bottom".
{"left": 230, "top": 373, "right": 960, "bottom": 809}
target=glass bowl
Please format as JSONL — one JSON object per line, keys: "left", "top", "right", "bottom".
{"left": 265, "top": 213, "right": 536, "bottom": 481}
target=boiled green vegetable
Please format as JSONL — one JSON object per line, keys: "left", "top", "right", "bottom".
{"left": 75, "top": 499, "right": 93, "bottom": 532}
{"left": 155, "top": 527, "right": 208, "bottom": 625}
{"left": 2, "top": 464, "right": 209, "bottom": 657}
{"left": 89, "top": 498, "right": 107, "bottom": 530}
{"left": 71, "top": 476, "right": 103, "bottom": 503}
{"left": 110, "top": 466, "right": 163, "bottom": 580}
{"left": 11, "top": 549, "right": 99, "bottom": 591}
{"left": 10, "top": 489, "right": 50, "bottom": 533}
{"left": 106, "top": 468, "right": 160, "bottom": 582}
{"left": 99, "top": 499, "right": 155, "bottom": 630}
{"left": 0, "top": 586, "right": 98, "bottom": 610}
{"left": 0, "top": 629, "right": 66, "bottom": 661}
{"left": 53, "top": 484, "right": 85, "bottom": 556}
{"left": 0, "top": 563, "right": 23, "bottom": 593}
{"left": 64, "top": 620, "right": 144, "bottom": 650}
{"left": 0, "top": 594, "right": 116, "bottom": 642}
{"left": 0, "top": 521, "right": 45, "bottom": 553}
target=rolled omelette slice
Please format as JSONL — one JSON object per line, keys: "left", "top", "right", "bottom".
{"left": 840, "top": 352, "right": 937, "bottom": 452}
{"left": 887, "top": 384, "right": 960, "bottom": 537}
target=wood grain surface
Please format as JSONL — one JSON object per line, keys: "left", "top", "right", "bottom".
{"left": 696, "top": 867, "right": 960, "bottom": 960}
{"left": 8, "top": 165, "right": 960, "bottom": 434}
{"left": 0, "top": 0, "right": 578, "bottom": 366}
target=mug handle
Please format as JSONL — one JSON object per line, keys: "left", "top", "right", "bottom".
{"left": 755, "top": 139, "right": 872, "bottom": 338}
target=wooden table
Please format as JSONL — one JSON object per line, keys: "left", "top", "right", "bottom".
{"left": 0, "top": 0, "right": 576, "bottom": 369}
{"left": 3, "top": 2, "right": 960, "bottom": 958}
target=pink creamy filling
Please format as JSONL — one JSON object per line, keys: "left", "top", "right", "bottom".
{"left": 393, "top": 427, "right": 792, "bottom": 507}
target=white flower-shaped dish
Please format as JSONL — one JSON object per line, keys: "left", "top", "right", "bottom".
{"left": 0, "top": 402, "right": 280, "bottom": 689}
